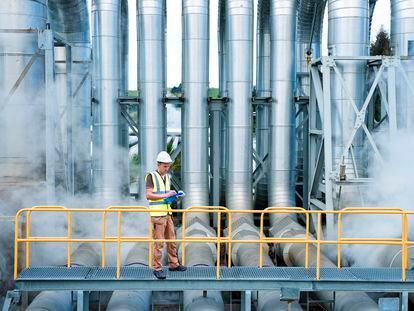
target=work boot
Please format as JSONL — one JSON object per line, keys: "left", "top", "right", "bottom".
{"left": 153, "top": 269, "right": 167, "bottom": 279}
{"left": 169, "top": 264, "right": 187, "bottom": 272}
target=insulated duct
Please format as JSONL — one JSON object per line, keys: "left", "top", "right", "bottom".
{"left": 182, "top": 0, "right": 209, "bottom": 221}
{"left": 225, "top": 0, "right": 254, "bottom": 212}
{"left": 255, "top": 0, "right": 271, "bottom": 208}
{"left": 27, "top": 244, "right": 100, "bottom": 311}
{"left": 107, "top": 244, "right": 151, "bottom": 311}
{"left": 218, "top": 0, "right": 227, "bottom": 205}
{"left": 270, "top": 216, "right": 378, "bottom": 311}
{"left": 49, "top": 0, "right": 92, "bottom": 194}
{"left": 181, "top": 2, "right": 223, "bottom": 308}
{"left": 328, "top": 0, "right": 369, "bottom": 188}
{"left": 391, "top": 0, "right": 414, "bottom": 128}
{"left": 119, "top": 0, "right": 130, "bottom": 195}
{"left": 137, "top": 0, "right": 166, "bottom": 199}
{"left": 0, "top": 0, "right": 47, "bottom": 185}
{"left": 92, "top": 0, "right": 126, "bottom": 201}
{"left": 177, "top": 219, "right": 224, "bottom": 311}
{"left": 268, "top": 0, "right": 297, "bottom": 209}
{"left": 227, "top": 216, "right": 302, "bottom": 311}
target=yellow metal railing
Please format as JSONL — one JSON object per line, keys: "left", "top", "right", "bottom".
{"left": 13, "top": 206, "right": 412, "bottom": 281}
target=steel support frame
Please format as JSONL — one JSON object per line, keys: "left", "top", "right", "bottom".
{"left": 308, "top": 56, "right": 414, "bottom": 237}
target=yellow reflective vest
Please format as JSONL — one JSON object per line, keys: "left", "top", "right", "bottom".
{"left": 146, "top": 171, "right": 172, "bottom": 217}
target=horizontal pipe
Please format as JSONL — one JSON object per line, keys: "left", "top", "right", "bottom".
{"left": 27, "top": 244, "right": 100, "bottom": 311}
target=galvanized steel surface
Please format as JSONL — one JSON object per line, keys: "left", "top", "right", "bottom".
{"left": 328, "top": 0, "right": 369, "bottom": 184}
{"left": 182, "top": 0, "right": 210, "bottom": 218}
{"left": 225, "top": 0, "right": 254, "bottom": 211}
{"left": 137, "top": 0, "right": 167, "bottom": 200}
{"left": 0, "top": 0, "right": 47, "bottom": 182}
{"left": 268, "top": 0, "right": 297, "bottom": 208}
{"left": 92, "top": 0, "right": 124, "bottom": 201}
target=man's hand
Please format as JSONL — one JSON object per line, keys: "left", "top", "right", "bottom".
{"left": 165, "top": 190, "right": 177, "bottom": 198}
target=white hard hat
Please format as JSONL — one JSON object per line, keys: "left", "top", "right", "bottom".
{"left": 156, "top": 151, "right": 173, "bottom": 163}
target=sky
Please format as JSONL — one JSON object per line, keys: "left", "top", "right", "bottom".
{"left": 88, "top": 0, "right": 391, "bottom": 90}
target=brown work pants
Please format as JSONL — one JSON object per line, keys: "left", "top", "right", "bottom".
{"left": 151, "top": 215, "right": 179, "bottom": 271}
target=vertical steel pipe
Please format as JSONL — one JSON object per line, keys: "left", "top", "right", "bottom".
{"left": 296, "top": 0, "right": 325, "bottom": 97}
{"left": 391, "top": 0, "right": 414, "bottom": 128}
{"left": 137, "top": 0, "right": 166, "bottom": 199}
{"left": 119, "top": 0, "right": 130, "bottom": 195}
{"left": 328, "top": 0, "right": 369, "bottom": 184}
{"left": 92, "top": 0, "right": 125, "bottom": 201}
{"left": 268, "top": 0, "right": 297, "bottom": 208}
{"left": 225, "top": 0, "right": 254, "bottom": 211}
{"left": 218, "top": 0, "right": 228, "bottom": 206}
{"left": 49, "top": 0, "right": 92, "bottom": 194}
{"left": 182, "top": 0, "right": 210, "bottom": 220}
{"left": 255, "top": 0, "right": 271, "bottom": 209}
{"left": 0, "top": 0, "right": 47, "bottom": 184}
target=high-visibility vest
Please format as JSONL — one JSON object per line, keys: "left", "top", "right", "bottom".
{"left": 146, "top": 171, "right": 172, "bottom": 217}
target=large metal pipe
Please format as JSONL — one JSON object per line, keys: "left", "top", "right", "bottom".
{"left": 328, "top": 0, "right": 369, "bottom": 188}
{"left": 137, "top": 0, "right": 166, "bottom": 200}
{"left": 181, "top": 0, "right": 209, "bottom": 221}
{"left": 0, "top": 0, "right": 47, "bottom": 185}
{"left": 217, "top": 0, "right": 227, "bottom": 206}
{"left": 106, "top": 244, "right": 151, "bottom": 311}
{"left": 296, "top": 0, "right": 325, "bottom": 97}
{"left": 270, "top": 216, "right": 378, "bottom": 311}
{"left": 177, "top": 222, "right": 224, "bottom": 311}
{"left": 228, "top": 216, "right": 302, "bottom": 310}
{"left": 255, "top": 0, "right": 271, "bottom": 209}
{"left": 268, "top": 0, "right": 297, "bottom": 209}
{"left": 27, "top": 244, "right": 100, "bottom": 311}
{"left": 391, "top": 0, "right": 414, "bottom": 128}
{"left": 92, "top": 0, "right": 125, "bottom": 201}
{"left": 119, "top": 0, "right": 130, "bottom": 195}
{"left": 225, "top": 0, "right": 254, "bottom": 212}
{"left": 49, "top": 0, "right": 92, "bottom": 194}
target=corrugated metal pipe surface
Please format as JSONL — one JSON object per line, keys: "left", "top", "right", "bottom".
{"left": 181, "top": 0, "right": 210, "bottom": 221}
{"left": 225, "top": 0, "right": 254, "bottom": 212}
{"left": 137, "top": 0, "right": 167, "bottom": 200}
{"left": 268, "top": 0, "right": 297, "bottom": 210}
{"left": 92, "top": 0, "right": 126, "bottom": 201}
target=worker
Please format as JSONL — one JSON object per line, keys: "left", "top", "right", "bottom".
{"left": 145, "top": 151, "right": 187, "bottom": 279}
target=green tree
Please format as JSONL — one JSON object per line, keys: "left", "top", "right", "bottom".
{"left": 370, "top": 27, "right": 391, "bottom": 56}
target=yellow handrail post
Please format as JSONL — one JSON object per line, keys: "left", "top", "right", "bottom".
{"left": 14, "top": 211, "right": 21, "bottom": 279}
{"left": 316, "top": 213, "right": 322, "bottom": 280}
{"left": 337, "top": 211, "right": 342, "bottom": 269}
{"left": 116, "top": 211, "right": 121, "bottom": 280}
{"left": 182, "top": 211, "right": 186, "bottom": 266}
{"left": 25, "top": 211, "right": 31, "bottom": 268}
{"left": 402, "top": 212, "right": 408, "bottom": 281}
{"left": 228, "top": 212, "right": 232, "bottom": 268}
{"left": 216, "top": 211, "right": 221, "bottom": 280}
{"left": 259, "top": 211, "right": 264, "bottom": 268}
{"left": 305, "top": 212, "right": 310, "bottom": 269}
{"left": 67, "top": 211, "right": 72, "bottom": 268}
{"left": 102, "top": 211, "right": 107, "bottom": 267}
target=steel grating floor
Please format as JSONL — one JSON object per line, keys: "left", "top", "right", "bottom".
{"left": 14, "top": 266, "right": 414, "bottom": 292}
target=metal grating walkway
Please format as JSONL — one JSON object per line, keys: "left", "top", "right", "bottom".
{"left": 15, "top": 266, "right": 414, "bottom": 292}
